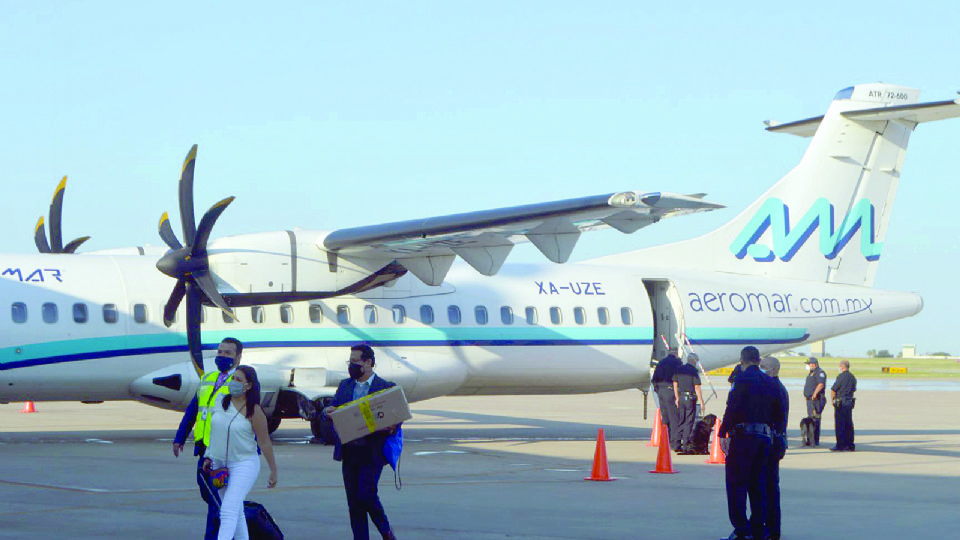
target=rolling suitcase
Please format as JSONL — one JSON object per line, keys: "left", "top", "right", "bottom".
{"left": 244, "top": 500, "right": 284, "bottom": 539}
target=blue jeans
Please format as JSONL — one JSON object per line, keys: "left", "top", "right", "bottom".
{"left": 196, "top": 450, "right": 222, "bottom": 540}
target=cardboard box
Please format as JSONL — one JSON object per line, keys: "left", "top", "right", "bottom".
{"left": 329, "top": 385, "right": 412, "bottom": 444}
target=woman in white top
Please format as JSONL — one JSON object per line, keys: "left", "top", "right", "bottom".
{"left": 203, "top": 365, "right": 278, "bottom": 540}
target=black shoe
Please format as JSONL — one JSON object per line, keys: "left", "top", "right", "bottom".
{"left": 721, "top": 532, "right": 751, "bottom": 540}
{"left": 846, "top": 445, "right": 855, "bottom": 452}
{"left": 829, "top": 446, "right": 843, "bottom": 451}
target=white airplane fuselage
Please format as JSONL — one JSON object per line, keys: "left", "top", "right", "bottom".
{"left": 0, "top": 249, "right": 920, "bottom": 413}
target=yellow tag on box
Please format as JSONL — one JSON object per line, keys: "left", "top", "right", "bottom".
{"left": 328, "top": 385, "right": 412, "bottom": 444}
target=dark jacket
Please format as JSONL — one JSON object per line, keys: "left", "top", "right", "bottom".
{"left": 719, "top": 365, "right": 784, "bottom": 438}
{"left": 328, "top": 374, "right": 396, "bottom": 465}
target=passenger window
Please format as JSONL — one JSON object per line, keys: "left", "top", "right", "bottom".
{"left": 621, "top": 307, "right": 633, "bottom": 325}
{"left": 73, "top": 303, "right": 88, "bottom": 324}
{"left": 42, "top": 303, "right": 58, "bottom": 324}
{"left": 337, "top": 305, "right": 350, "bottom": 324}
{"left": 103, "top": 304, "right": 119, "bottom": 324}
{"left": 549, "top": 307, "right": 562, "bottom": 325}
{"left": 309, "top": 304, "right": 323, "bottom": 323}
{"left": 222, "top": 309, "right": 235, "bottom": 323}
{"left": 11, "top": 302, "right": 27, "bottom": 324}
{"left": 448, "top": 305, "right": 461, "bottom": 325}
{"left": 500, "top": 306, "right": 514, "bottom": 325}
{"left": 597, "top": 307, "right": 609, "bottom": 325}
{"left": 475, "top": 306, "right": 488, "bottom": 325}
{"left": 280, "top": 304, "right": 294, "bottom": 324}
{"left": 574, "top": 307, "right": 586, "bottom": 325}
{"left": 364, "top": 305, "right": 378, "bottom": 324}
{"left": 525, "top": 307, "right": 538, "bottom": 325}
{"left": 251, "top": 306, "right": 264, "bottom": 324}
{"left": 133, "top": 304, "right": 148, "bottom": 324}
{"left": 392, "top": 305, "right": 406, "bottom": 324}
{"left": 420, "top": 305, "right": 434, "bottom": 324}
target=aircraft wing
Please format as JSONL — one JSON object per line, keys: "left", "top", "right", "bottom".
{"left": 324, "top": 191, "right": 723, "bottom": 285}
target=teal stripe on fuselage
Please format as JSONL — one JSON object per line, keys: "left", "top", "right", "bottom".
{"left": 0, "top": 325, "right": 652, "bottom": 364}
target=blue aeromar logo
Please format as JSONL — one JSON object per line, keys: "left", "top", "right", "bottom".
{"left": 730, "top": 198, "right": 882, "bottom": 262}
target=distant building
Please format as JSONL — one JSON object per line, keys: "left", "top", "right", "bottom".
{"left": 902, "top": 344, "right": 917, "bottom": 358}
{"left": 810, "top": 340, "right": 826, "bottom": 357}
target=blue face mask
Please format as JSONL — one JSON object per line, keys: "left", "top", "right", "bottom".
{"left": 215, "top": 355, "right": 234, "bottom": 373}
{"left": 227, "top": 381, "right": 246, "bottom": 396}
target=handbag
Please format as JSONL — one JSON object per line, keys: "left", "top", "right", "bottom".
{"left": 208, "top": 409, "right": 242, "bottom": 489}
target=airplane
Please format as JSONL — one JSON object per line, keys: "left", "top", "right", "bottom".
{"left": 1, "top": 82, "right": 957, "bottom": 438}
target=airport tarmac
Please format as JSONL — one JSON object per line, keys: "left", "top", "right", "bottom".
{"left": 1, "top": 384, "right": 958, "bottom": 539}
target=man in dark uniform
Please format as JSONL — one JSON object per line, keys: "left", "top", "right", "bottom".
{"left": 831, "top": 360, "right": 858, "bottom": 452}
{"left": 673, "top": 352, "right": 705, "bottom": 453}
{"left": 802, "top": 357, "right": 827, "bottom": 446}
{"left": 719, "top": 346, "right": 784, "bottom": 540}
{"left": 760, "top": 356, "right": 789, "bottom": 540}
{"left": 651, "top": 348, "right": 683, "bottom": 451}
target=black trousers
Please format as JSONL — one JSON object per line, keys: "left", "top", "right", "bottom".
{"left": 806, "top": 397, "right": 825, "bottom": 444}
{"left": 676, "top": 395, "right": 697, "bottom": 448}
{"left": 342, "top": 446, "right": 391, "bottom": 540}
{"left": 725, "top": 435, "right": 771, "bottom": 540}
{"left": 765, "top": 436, "right": 785, "bottom": 539}
{"left": 655, "top": 384, "right": 681, "bottom": 450}
{"left": 835, "top": 401, "right": 855, "bottom": 449}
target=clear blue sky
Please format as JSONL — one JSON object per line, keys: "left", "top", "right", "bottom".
{"left": 2, "top": 2, "right": 958, "bottom": 357}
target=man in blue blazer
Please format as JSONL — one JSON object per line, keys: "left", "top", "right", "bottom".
{"left": 324, "top": 344, "right": 399, "bottom": 540}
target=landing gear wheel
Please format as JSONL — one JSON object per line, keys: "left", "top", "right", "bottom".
{"left": 267, "top": 415, "right": 282, "bottom": 434}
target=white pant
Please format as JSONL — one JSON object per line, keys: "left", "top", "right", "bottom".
{"left": 212, "top": 456, "right": 260, "bottom": 540}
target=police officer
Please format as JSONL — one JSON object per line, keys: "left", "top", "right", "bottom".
{"left": 760, "top": 356, "right": 789, "bottom": 540}
{"left": 651, "top": 348, "right": 683, "bottom": 451}
{"left": 719, "top": 346, "right": 784, "bottom": 540}
{"left": 672, "top": 352, "right": 705, "bottom": 453}
{"left": 802, "top": 357, "right": 827, "bottom": 446}
{"left": 831, "top": 360, "right": 858, "bottom": 452}
{"left": 173, "top": 337, "right": 243, "bottom": 539}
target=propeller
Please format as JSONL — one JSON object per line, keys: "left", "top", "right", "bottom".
{"left": 35, "top": 176, "right": 91, "bottom": 253}
{"left": 155, "top": 145, "right": 237, "bottom": 372}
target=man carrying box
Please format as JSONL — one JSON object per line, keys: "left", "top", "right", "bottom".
{"left": 323, "top": 344, "right": 400, "bottom": 540}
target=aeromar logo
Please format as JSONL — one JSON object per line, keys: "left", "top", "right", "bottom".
{"left": 730, "top": 197, "right": 882, "bottom": 262}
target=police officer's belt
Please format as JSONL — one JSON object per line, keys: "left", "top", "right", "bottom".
{"left": 733, "top": 423, "right": 772, "bottom": 438}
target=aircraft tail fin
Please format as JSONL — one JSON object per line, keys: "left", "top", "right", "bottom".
{"left": 595, "top": 84, "right": 960, "bottom": 286}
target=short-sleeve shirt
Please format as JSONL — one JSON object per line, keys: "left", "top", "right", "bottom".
{"left": 804, "top": 367, "right": 827, "bottom": 398}
{"left": 831, "top": 371, "right": 857, "bottom": 400}
{"left": 673, "top": 364, "right": 702, "bottom": 394}
{"left": 651, "top": 354, "right": 682, "bottom": 385}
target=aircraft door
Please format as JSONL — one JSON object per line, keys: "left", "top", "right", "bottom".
{"left": 643, "top": 279, "right": 686, "bottom": 361}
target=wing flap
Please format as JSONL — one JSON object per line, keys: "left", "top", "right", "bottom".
{"left": 326, "top": 190, "right": 723, "bottom": 284}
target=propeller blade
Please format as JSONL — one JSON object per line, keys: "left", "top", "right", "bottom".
{"left": 193, "top": 271, "right": 237, "bottom": 321}
{"left": 63, "top": 236, "right": 91, "bottom": 254}
{"left": 49, "top": 176, "right": 66, "bottom": 252}
{"left": 185, "top": 281, "right": 204, "bottom": 373}
{"left": 179, "top": 145, "right": 198, "bottom": 247}
{"left": 191, "top": 197, "right": 235, "bottom": 256}
{"left": 34, "top": 217, "right": 51, "bottom": 253}
{"left": 163, "top": 278, "right": 187, "bottom": 327}
{"left": 158, "top": 212, "right": 183, "bottom": 250}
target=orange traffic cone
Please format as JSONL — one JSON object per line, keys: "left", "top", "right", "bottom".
{"left": 584, "top": 428, "right": 615, "bottom": 481}
{"left": 646, "top": 409, "right": 662, "bottom": 447}
{"left": 649, "top": 423, "right": 676, "bottom": 474}
{"left": 20, "top": 401, "right": 36, "bottom": 413}
{"left": 706, "top": 420, "right": 726, "bottom": 464}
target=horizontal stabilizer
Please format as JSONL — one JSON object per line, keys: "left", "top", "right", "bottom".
{"left": 767, "top": 98, "right": 960, "bottom": 138}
